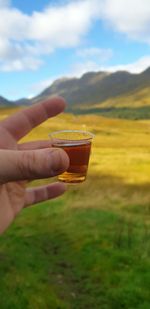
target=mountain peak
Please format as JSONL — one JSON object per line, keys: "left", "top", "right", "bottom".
{"left": 52, "top": 76, "right": 77, "bottom": 86}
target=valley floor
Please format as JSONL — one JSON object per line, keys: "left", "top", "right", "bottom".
{"left": 0, "top": 109, "right": 150, "bottom": 308}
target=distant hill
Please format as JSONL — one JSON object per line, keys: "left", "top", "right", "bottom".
{"left": 0, "top": 96, "right": 30, "bottom": 108}
{"left": 0, "top": 96, "right": 15, "bottom": 107}
{"left": 15, "top": 98, "right": 31, "bottom": 106}
{"left": 1, "top": 68, "right": 150, "bottom": 119}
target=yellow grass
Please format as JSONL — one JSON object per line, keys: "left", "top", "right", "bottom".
{"left": 92, "top": 87, "right": 150, "bottom": 109}
{"left": 1, "top": 107, "right": 150, "bottom": 221}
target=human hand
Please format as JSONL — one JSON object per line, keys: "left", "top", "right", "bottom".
{"left": 0, "top": 98, "right": 69, "bottom": 235}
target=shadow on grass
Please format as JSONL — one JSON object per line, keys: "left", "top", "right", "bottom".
{"left": 67, "top": 172, "right": 150, "bottom": 216}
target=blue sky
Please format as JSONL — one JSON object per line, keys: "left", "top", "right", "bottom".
{"left": 0, "top": 0, "right": 150, "bottom": 100}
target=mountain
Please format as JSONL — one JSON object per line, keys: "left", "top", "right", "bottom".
{"left": 33, "top": 71, "right": 110, "bottom": 105}
{"left": 33, "top": 68, "right": 150, "bottom": 106}
{"left": 0, "top": 96, "right": 15, "bottom": 107}
{"left": 15, "top": 98, "right": 31, "bottom": 106}
{"left": 0, "top": 96, "right": 30, "bottom": 108}
{"left": 1, "top": 68, "right": 150, "bottom": 119}
{"left": 31, "top": 67, "right": 150, "bottom": 119}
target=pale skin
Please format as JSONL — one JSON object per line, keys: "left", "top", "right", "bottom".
{"left": 0, "top": 97, "right": 69, "bottom": 235}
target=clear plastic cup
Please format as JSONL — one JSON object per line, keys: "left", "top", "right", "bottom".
{"left": 49, "top": 130, "right": 94, "bottom": 183}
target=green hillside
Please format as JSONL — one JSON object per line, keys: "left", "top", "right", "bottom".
{"left": 72, "top": 87, "right": 150, "bottom": 119}
{"left": 93, "top": 87, "right": 150, "bottom": 109}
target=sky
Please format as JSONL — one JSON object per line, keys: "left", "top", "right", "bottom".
{"left": 0, "top": 0, "right": 150, "bottom": 100}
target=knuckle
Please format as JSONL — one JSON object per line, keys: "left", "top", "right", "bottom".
{"left": 18, "top": 151, "right": 39, "bottom": 179}
{"left": 17, "top": 148, "right": 69, "bottom": 180}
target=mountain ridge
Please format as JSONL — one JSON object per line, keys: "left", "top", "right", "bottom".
{"left": 0, "top": 67, "right": 150, "bottom": 119}
{"left": 33, "top": 68, "right": 150, "bottom": 107}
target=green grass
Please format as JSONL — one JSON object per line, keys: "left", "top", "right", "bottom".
{"left": 0, "top": 195, "right": 149, "bottom": 309}
{"left": 0, "top": 109, "right": 150, "bottom": 308}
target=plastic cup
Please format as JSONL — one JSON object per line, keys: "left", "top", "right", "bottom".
{"left": 49, "top": 130, "right": 94, "bottom": 183}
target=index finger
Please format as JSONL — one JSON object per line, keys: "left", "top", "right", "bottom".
{"left": 0, "top": 97, "right": 66, "bottom": 141}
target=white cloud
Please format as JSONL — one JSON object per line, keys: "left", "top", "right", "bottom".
{"left": 0, "top": 0, "right": 150, "bottom": 72}
{"left": 0, "top": 8, "right": 30, "bottom": 40}
{"left": 104, "top": 55, "right": 150, "bottom": 74}
{"left": 0, "top": 38, "right": 44, "bottom": 71}
{"left": 100, "top": 0, "right": 150, "bottom": 44}
{"left": 77, "top": 47, "right": 113, "bottom": 62}
{"left": 70, "top": 56, "right": 150, "bottom": 79}
{"left": 1, "top": 58, "right": 43, "bottom": 72}
{"left": 0, "top": 0, "right": 100, "bottom": 71}
{"left": 0, "top": 0, "right": 10, "bottom": 8}
{"left": 28, "top": 1, "right": 97, "bottom": 46}
{"left": 70, "top": 60, "right": 101, "bottom": 77}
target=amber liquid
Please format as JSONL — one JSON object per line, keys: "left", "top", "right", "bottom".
{"left": 53, "top": 141, "right": 91, "bottom": 183}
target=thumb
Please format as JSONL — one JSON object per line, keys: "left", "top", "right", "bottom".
{"left": 0, "top": 148, "right": 69, "bottom": 184}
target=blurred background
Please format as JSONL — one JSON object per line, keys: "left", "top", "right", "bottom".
{"left": 0, "top": 1, "right": 150, "bottom": 308}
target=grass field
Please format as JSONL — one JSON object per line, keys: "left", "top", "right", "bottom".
{"left": 0, "top": 108, "right": 150, "bottom": 308}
